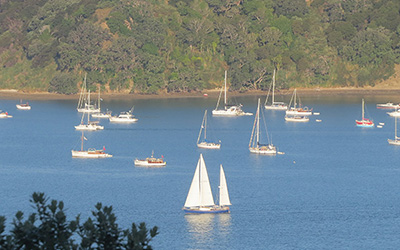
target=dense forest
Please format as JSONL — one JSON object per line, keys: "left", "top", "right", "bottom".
{"left": 0, "top": 0, "right": 399, "bottom": 94}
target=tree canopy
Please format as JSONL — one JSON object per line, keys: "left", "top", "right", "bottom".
{"left": 0, "top": 0, "right": 399, "bottom": 94}
{"left": 0, "top": 192, "right": 158, "bottom": 249}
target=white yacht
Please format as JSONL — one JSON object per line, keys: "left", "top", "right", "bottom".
{"left": 109, "top": 107, "right": 138, "bottom": 123}
{"left": 264, "top": 69, "right": 287, "bottom": 110}
{"left": 212, "top": 71, "right": 252, "bottom": 117}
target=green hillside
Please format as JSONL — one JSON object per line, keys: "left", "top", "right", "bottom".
{"left": 0, "top": 0, "right": 399, "bottom": 94}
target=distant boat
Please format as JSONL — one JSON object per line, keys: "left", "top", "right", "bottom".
{"left": 387, "top": 109, "right": 400, "bottom": 117}
{"left": 212, "top": 71, "right": 252, "bottom": 117}
{"left": 134, "top": 151, "right": 166, "bottom": 167}
{"left": 109, "top": 107, "right": 138, "bottom": 123}
{"left": 264, "top": 69, "right": 287, "bottom": 110}
{"left": 77, "top": 74, "right": 100, "bottom": 113}
{"left": 75, "top": 112, "right": 104, "bottom": 131}
{"left": 183, "top": 154, "right": 231, "bottom": 214}
{"left": 286, "top": 89, "right": 313, "bottom": 116}
{"left": 377, "top": 102, "right": 399, "bottom": 109}
{"left": 16, "top": 100, "right": 31, "bottom": 110}
{"left": 71, "top": 132, "right": 112, "bottom": 158}
{"left": 388, "top": 117, "right": 400, "bottom": 145}
{"left": 197, "top": 110, "right": 221, "bottom": 149}
{"left": 0, "top": 110, "right": 12, "bottom": 118}
{"left": 92, "top": 89, "right": 111, "bottom": 118}
{"left": 356, "top": 99, "right": 374, "bottom": 127}
{"left": 249, "top": 98, "right": 277, "bottom": 155}
{"left": 285, "top": 115, "right": 309, "bottom": 122}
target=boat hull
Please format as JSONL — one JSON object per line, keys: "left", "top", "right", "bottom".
{"left": 134, "top": 159, "right": 166, "bottom": 167}
{"left": 197, "top": 142, "right": 221, "bottom": 149}
{"left": 377, "top": 103, "right": 399, "bottom": 109}
{"left": 71, "top": 150, "right": 112, "bottom": 158}
{"left": 75, "top": 125, "right": 104, "bottom": 130}
{"left": 285, "top": 116, "right": 309, "bottom": 122}
{"left": 387, "top": 111, "right": 400, "bottom": 117}
{"left": 0, "top": 114, "right": 12, "bottom": 118}
{"left": 355, "top": 119, "right": 374, "bottom": 127}
{"left": 109, "top": 117, "right": 138, "bottom": 123}
{"left": 388, "top": 139, "right": 400, "bottom": 145}
{"left": 183, "top": 206, "right": 230, "bottom": 214}
{"left": 92, "top": 113, "right": 111, "bottom": 118}
{"left": 77, "top": 108, "right": 100, "bottom": 113}
{"left": 16, "top": 105, "right": 31, "bottom": 110}
{"left": 249, "top": 146, "right": 276, "bottom": 155}
{"left": 264, "top": 105, "right": 288, "bottom": 110}
{"left": 286, "top": 110, "right": 312, "bottom": 116}
{"left": 212, "top": 109, "right": 244, "bottom": 116}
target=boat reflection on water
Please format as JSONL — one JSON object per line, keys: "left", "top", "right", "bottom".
{"left": 184, "top": 213, "right": 231, "bottom": 246}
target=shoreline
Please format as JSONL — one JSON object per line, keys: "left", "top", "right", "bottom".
{"left": 2, "top": 87, "right": 400, "bottom": 100}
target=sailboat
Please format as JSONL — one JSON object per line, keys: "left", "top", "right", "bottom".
{"left": 264, "top": 69, "right": 287, "bottom": 110}
{"left": 183, "top": 154, "right": 231, "bottom": 214}
{"left": 197, "top": 110, "right": 221, "bottom": 149}
{"left": 212, "top": 71, "right": 252, "bottom": 117}
{"left": 16, "top": 100, "right": 31, "bottom": 110}
{"left": 356, "top": 99, "right": 374, "bottom": 127}
{"left": 77, "top": 74, "right": 100, "bottom": 113}
{"left": 92, "top": 89, "right": 112, "bottom": 118}
{"left": 286, "top": 89, "right": 312, "bottom": 116}
{"left": 71, "top": 131, "right": 112, "bottom": 158}
{"left": 388, "top": 117, "right": 400, "bottom": 145}
{"left": 75, "top": 112, "right": 104, "bottom": 131}
{"left": 249, "top": 99, "right": 277, "bottom": 155}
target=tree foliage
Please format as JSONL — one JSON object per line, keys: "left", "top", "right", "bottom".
{"left": 0, "top": 192, "right": 158, "bottom": 250}
{"left": 0, "top": 0, "right": 400, "bottom": 93}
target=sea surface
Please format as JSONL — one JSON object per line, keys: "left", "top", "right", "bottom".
{"left": 1, "top": 94, "right": 400, "bottom": 249}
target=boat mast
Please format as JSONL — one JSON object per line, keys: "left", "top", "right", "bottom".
{"left": 197, "top": 110, "right": 206, "bottom": 144}
{"left": 224, "top": 70, "right": 227, "bottom": 106}
{"left": 204, "top": 110, "right": 207, "bottom": 140}
{"left": 81, "top": 131, "right": 84, "bottom": 151}
{"left": 396, "top": 117, "right": 398, "bottom": 140}
{"left": 256, "top": 98, "right": 260, "bottom": 145}
{"left": 294, "top": 89, "right": 297, "bottom": 109}
{"left": 98, "top": 88, "right": 101, "bottom": 111}
{"left": 362, "top": 99, "right": 365, "bottom": 120}
{"left": 272, "top": 69, "right": 275, "bottom": 104}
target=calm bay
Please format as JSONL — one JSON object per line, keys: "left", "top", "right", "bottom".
{"left": 1, "top": 94, "right": 400, "bottom": 249}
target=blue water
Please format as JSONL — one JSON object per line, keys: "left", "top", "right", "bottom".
{"left": 1, "top": 94, "right": 400, "bottom": 249}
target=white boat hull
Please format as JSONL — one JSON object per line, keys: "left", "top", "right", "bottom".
{"left": 77, "top": 108, "right": 100, "bottom": 113}
{"left": 387, "top": 111, "right": 400, "bottom": 117}
{"left": 16, "top": 105, "right": 31, "bottom": 110}
{"left": 249, "top": 146, "right": 276, "bottom": 155}
{"left": 0, "top": 113, "right": 12, "bottom": 118}
{"left": 71, "top": 150, "right": 112, "bottom": 158}
{"left": 388, "top": 139, "right": 400, "bottom": 145}
{"left": 286, "top": 110, "right": 313, "bottom": 116}
{"left": 264, "top": 105, "right": 288, "bottom": 110}
{"left": 92, "top": 113, "right": 111, "bottom": 118}
{"left": 197, "top": 142, "right": 221, "bottom": 149}
{"left": 183, "top": 206, "right": 230, "bottom": 214}
{"left": 74, "top": 124, "right": 104, "bottom": 130}
{"left": 109, "top": 117, "right": 138, "bottom": 123}
{"left": 285, "top": 116, "right": 309, "bottom": 122}
{"left": 377, "top": 103, "right": 399, "bottom": 109}
{"left": 134, "top": 159, "right": 166, "bottom": 167}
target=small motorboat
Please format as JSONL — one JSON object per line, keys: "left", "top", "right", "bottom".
{"left": 0, "top": 110, "right": 12, "bottom": 118}
{"left": 134, "top": 151, "right": 166, "bottom": 167}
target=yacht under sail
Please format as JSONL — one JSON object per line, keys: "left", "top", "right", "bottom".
{"left": 183, "top": 154, "right": 231, "bottom": 213}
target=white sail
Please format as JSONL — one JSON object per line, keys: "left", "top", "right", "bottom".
{"left": 184, "top": 154, "right": 215, "bottom": 207}
{"left": 184, "top": 159, "right": 201, "bottom": 207}
{"left": 199, "top": 154, "right": 215, "bottom": 206}
{"left": 219, "top": 165, "right": 231, "bottom": 206}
